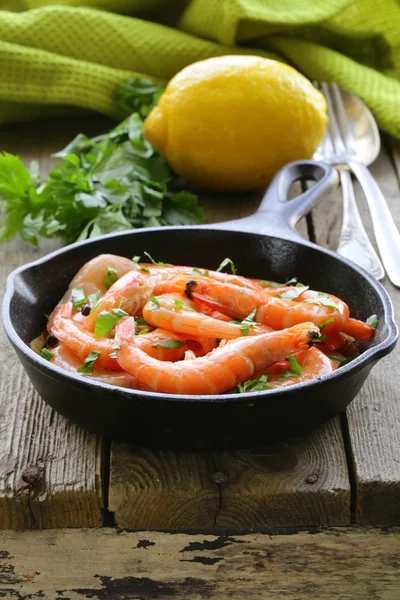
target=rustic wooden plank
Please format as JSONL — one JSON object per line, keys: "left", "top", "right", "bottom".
{"left": 213, "top": 419, "right": 350, "bottom": 528}
{"left": 310, "top": 141, "right": 400, "bottom": 526}
{"left": 109, "top": 445, "right": 220, "bottom": 529}
{"left": 0, "top": 120, "right": 108, "bottom": 528}
{"left": 0, "top": 527, "right": 399, "bottom": 599}
{"left": 346, "top": 140, "right": 400, "bottom": 525}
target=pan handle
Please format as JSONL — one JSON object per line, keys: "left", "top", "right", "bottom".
{"left": 208, "top": 160, "right": 338, "bottom": 240}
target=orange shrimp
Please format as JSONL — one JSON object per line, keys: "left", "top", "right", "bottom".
{"left": 115, "top": 317, "right": 320, "bottom": 395}
{"left": 134, "top": 328, "right": 187, "bottom": 361}
{"left": 175, "top": 277, "right": 356, "bottom": 331}
{"left": 142, "top": 293, "right": 273, "bottom": 340}
{"left": 50, "top": 343, "right": 136, "bottom": 388}
{"left": 268, "top": 347, "right": 336, "bottom": 388}
{"left": 48, "top": 254, "right": 135, "bottom": 330}
{"left": 50, "top": 302, "right": 122, "bottom": 370}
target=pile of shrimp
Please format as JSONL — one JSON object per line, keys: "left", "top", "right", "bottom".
{"left": 37, "top": 253, "right": 376, "bottom": 395}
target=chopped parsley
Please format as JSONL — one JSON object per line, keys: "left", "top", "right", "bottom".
{"left": 277, "top": 283, "right": 309, "bottom": 300}
{"left": 366, "top": 314, "right": 379, "bottom": 328}
{"left": 216, "top": 257, "right": 237, "bottom": 275}
{"left": 77, "top": 351, "right": 100, "bottom": 375}
{"left": 143, "top": 251, "right": 172, "bottom": 266}
{"left": 152, "top": 339, "right": 184, "bottom": 350}
{"left": 40, "top": 348, "right": 54, "bottom": 361}
{"left": 261, "top": 277, "right": 297, "bottom": 288}
{"left": 305, "top": 292, "right": 338, "bottom": 310}
{"left": 94, "top": 308, "right": 128, "bottom": 337}
{"left": 103, "top": 267, "right": 118, "bottom": 289}
{"left": 174, "top": 299, "right": 197, "bottom": 312}
{"left": 236, "top": 374, "right": 275, "bottom": 393}
{"left": 191, "top": 267, "right": 209, "bottom": 277}
{"left": 109, "top": 345, "right": 120, "bottom": 359}
{"left": 71, "top": 288, "right": 100, "bottom": 310}
{"left": 318, "top": 318, "right": 334, "bottom": 331}
{"left": 149, "top": 295, "right": 160, "bottom": 310}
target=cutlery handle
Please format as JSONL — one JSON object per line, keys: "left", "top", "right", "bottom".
{"left": 337, "top": 168, "right": 384, "bottom": 280}
{"left": 350, "top": 160, "right": 400, "bottom": 288}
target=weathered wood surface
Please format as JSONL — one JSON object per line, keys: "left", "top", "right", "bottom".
{"left": 0, "top": 527, "right": 400, "bottom": 599}
{"left": 311, "top": 139, "right": 400, "bottom": 526}
{"left": 0, "top": 120, "right": 106, "bottom": 529}
{"left": 110, "top": 419, "right": 350, "bottom": 530}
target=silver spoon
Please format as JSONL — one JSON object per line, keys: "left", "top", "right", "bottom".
{"left": 319, "top": 84, "right": 400, "bottom": 287}
{"left": 314, "top": 84, "right": 384, "bottom": 280}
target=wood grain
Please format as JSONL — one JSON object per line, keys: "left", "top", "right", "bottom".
{"left": 213, "top": 419, "right": 350, "bottom": 528}
{"left": 109, "top": 445, "right": 220, "bottom": 529}
{"left": 311, "top": 141, "right": 400, "bottom": 526}
{"left": 0, "top": 527, "right": 399, "bottom": 599}
{"left": 345, "top": 141, "right": 400, "bottom": 525}
{"left": 0, "top": 121, "right": 107, "bottom": 529}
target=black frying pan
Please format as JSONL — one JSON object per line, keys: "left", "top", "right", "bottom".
{"left": 2, "top": 161, "right": 398, "bottom": 450}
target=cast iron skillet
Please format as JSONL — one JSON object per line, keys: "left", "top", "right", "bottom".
{"left": 2, "top": 161, "right": 398, "bottom": 450}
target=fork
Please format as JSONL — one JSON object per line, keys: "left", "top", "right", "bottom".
{"left": 313, "top": 82, "right": 384, "bottom": 280}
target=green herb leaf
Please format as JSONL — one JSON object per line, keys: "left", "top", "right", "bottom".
{"left": 137, "top": 327, "right": 150, "bottom": 335}
{"left": 318, "top": 318, "right": 334, "bottom": 331}
{"left": 288, "top": 355, "right": 302, "bottom": 375}
{"left": 104, "top": 267, "right": 118, "bottom": 289}
{"left": 236, "top": 375, "right": 274, "bottom": 393}
{"left": 0, "top": 77, "right": 204, "bottom": 247}
{"left": 366, "top": 314, "right": 379, "bottom": 328}
{"left": 277, "top": 283, "right": 309, "bottom": 300}
{"left": 339, "top": 357, "right": 353, "bottom": 368}
{"left": 135, "top": 317, "right": 149, "bottom": 327}
{"left": 109, "top": 345, "right": 120, "bottom": 359}
{"left": 143, "top": 251, "right": 172, "bottom": 266}
{"left": 94, "top": 308, "right": 128, "bottom": 337}
{"left": 152, "top": 339, "right": 184, "bottom": 350}
{"left": 77, "top": 351, "right": 100, "bottom": 375}
{"left": 40, "top": 348, "right": 54, "bottom": 361}
{"left": 71, "top": 288, "right": 87, "bottom": 309}
{"left": 261, "top": 277, "right": 297, "bottom": 288}
{"left": 150, "top": 295, "right": 160, "bottom": 310}
{"left": 216, "top": 257, "right": 237, "bottom": 275}
{"left": 305, "top": 292, "right": 338, "bottom": 310}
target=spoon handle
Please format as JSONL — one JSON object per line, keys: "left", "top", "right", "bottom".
{"left": 336, "top": 167, "right": 384, "bottom": 280}
{"left": 350, "top": 160, "right": 400, "bottom": 288}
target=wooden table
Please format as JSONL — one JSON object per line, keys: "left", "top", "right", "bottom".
{"left": 1, "top": 117, "right": 399, "bottom": 598}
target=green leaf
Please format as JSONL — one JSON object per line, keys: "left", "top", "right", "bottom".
{"left": 137, "top": 327, "right": 150, "bottom": 335}
{"left": 216, "top": 257, "right": 237, "bottom": 275}
{"left": 94, "top": 308, "right": 128, "bottom": 338}
{"left": 163, "top": 191, "right": 204, "bottom": 226}
{"left": 260, "top": 277, "right": 297, "bottom": 288}
{"left": 305, "top": 292, "right": 338, "bottom": 310}
{"left": 150, "top": 295, "right": 160, "bottom": 310}
{"left": 318, "top": 318, "right": 334, "bottom": 331}
{"left": 103, "top": 266, "right": 118, "bottom": 289}
{"left": 109, "top": 345, "right": 120, "bottom": 359}
{"left": 71, "top": 288, "right": 87, "bottom": 309}
{"left": 236, "top": 375, "right": 274, "bottom": 393}
{"left": 288, "top": 354, "right": 302, "bottom": 375}
{"left": 277, "top": 283, "right": 309, "bottom": 300}
{"left": 40, "top": 348, "right": 54, "bottom": 361}
{"left": 366, "top": 314, "right": 379, "bottom": 328}
{"left": 77, "top": 351, "right": 100, "bottom": 375}
{"left": 152, "top": 339, "right": 184, "bottom": 350}
{"left": 143, "top": 251, "right": 172, "bottom": 266}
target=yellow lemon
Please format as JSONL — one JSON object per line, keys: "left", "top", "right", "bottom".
{"left": 144, "top": 55, "right": 327, "bottom": 192}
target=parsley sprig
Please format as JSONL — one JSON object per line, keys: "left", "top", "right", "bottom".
{"left": 0, "top": 77, "right": 204, "bottom": 246}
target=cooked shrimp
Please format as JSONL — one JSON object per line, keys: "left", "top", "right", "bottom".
{"left": 142, "top": 293, "right": 273, "bottom": 339}
{"left": 268, "top": 347, "right": 336, "bottom": 388}
{"left": 50, "top": 344, "right": 136, "bottom": 388}
{"left": 178, "top": 277, "right": 354, "bottom": 331}
{"left": 50, "top": 302, "right": 122, "bottom": 370}
{"left": 134, "top": 328, "right": 186, "bottom": 361}
{"left": 115, "top": 318, "right": 320, "bottom": 395}
{"left": 83, "top": 270, "right": 164, "bottom": 330}
{"left": 48, "top": 254, "right": 135, "bottom": 330}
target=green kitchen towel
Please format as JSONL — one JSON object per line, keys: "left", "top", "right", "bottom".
{"left": 0, "top": 0, "right": 399, "bottom": 137}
